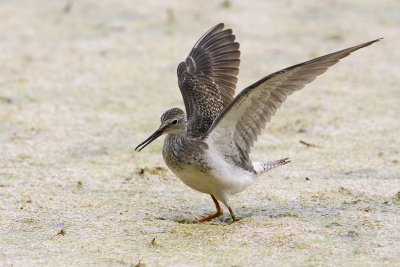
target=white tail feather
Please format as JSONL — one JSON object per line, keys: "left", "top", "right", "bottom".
{"left": 254, "top": 158, "right": 290, "bottom": 174}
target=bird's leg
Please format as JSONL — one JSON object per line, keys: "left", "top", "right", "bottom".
{"left": 196, "top": 195, "right": 223, "bottom": 223}
{"left": 227, "top": 206, "right": 238, "bottom": 222}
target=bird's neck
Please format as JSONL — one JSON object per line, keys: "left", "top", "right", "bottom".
{"left": 164, "top": 131, "right": 187, "bottom": 150}
{"left": 165, "top": 131, "right": 186, "bottom": 141}
{"left": 162, "top": 132, "right": 187, "bottom": 169}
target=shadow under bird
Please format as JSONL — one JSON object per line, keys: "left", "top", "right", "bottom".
{"left": 135, "top": 23, "right": 380, "bottom": 222}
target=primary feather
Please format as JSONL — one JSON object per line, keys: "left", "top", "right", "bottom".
{"left": 177, "top": 23, "right": 240, "bottom": 138}
{"left": 205, "top": 38, "right": 381, "bottom": 172}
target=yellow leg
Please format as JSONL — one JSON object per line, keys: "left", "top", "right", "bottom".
{"left": 228, "top": 205, "right": 238, "bottom": 222}
{"left": 196, "top": 195, "right": 223, "bottom": 223}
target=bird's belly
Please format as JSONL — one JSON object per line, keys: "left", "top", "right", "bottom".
{"left": 170, "top": 166, "right": 217, "bottom": 194}
{"left": 168, "top": 155, "right": 254, "bottom": 197}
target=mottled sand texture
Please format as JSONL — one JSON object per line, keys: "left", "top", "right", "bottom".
{"left": 0, "top": 0, "right": 399, "bottom": 266}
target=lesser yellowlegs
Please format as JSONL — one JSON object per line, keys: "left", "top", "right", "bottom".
{"left": 135, "top": 23, "right": 380, "bottom": 222}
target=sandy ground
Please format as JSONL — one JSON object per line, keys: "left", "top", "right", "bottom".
{"left": 1, "top": 0, "right": 399, "bottom": 266}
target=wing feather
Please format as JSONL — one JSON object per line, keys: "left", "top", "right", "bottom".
{"left": 206, "top": 39, "right": 381, "bottom": 172}
{"left": 178, "top": 23, "right": 240, "bottom": 137}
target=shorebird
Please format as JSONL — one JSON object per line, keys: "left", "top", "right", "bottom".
{"left": 135, "top": 23, "right": 380, "bottom": 222}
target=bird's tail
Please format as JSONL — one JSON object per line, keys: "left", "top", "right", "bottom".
{"left": 254, "top": 158, "right": 290, "bottom": 174}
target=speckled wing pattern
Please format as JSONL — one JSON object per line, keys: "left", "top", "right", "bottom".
{"left": 206, "top": 39, "right": 381, "bottom": 172}
{"left": 178, "top": 23, "right": 240, "bottom": 138}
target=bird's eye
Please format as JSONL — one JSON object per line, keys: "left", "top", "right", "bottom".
{"left": 171, "top": 119, "right": 178, "bottom": 125}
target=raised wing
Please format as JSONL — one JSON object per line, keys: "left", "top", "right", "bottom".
{"left": 178, "top": 23, "right": 240, "bottom": 138}
{"left": 205, "top": 39, "right": 381, "bottom": 172}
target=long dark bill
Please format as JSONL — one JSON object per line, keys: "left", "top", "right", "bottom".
{"left": 135, "top": 128, "right": 164, "bottom": 152}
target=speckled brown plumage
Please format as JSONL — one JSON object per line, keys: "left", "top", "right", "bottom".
{"left": 135, "top": 23, "right": 380, "bottom": 222}
{"left": 177, "top": 23, "right": 240, "bottom": 138}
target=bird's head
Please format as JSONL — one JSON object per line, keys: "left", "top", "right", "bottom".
{"left": 135, "top": 108, "right": 186, "bottom": 151}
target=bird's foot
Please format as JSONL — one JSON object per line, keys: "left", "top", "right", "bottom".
{"left": 195, "top": 210, "right": 223, "bottom": 223}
